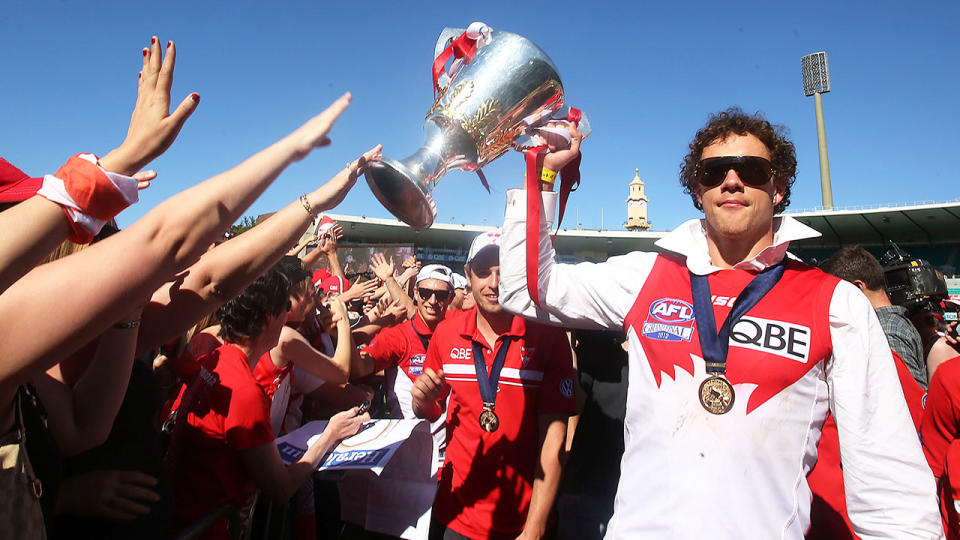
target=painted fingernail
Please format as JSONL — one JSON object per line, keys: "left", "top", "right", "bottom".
{"left": 167, "top": 41, "right": 172, "bottom": 48}
{"left": 138, "top": 72, "right": 142, "bottom": 79}
{"left": 190, "top": 93, "right": 200, "bottom": 102}
{"left": 143, "top": 48, "right": 148, "bottom": 56}
{"left": 151, "top": 37, "right": 157, "bottom": 44}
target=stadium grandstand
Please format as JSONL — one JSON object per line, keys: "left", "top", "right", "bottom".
{"left": 267, "top": 199, "right": 960, "bottom": 277}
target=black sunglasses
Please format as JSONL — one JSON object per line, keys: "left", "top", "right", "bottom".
{"left": 417, "top": 287, "right": 451, "bottom": 302}
{"left": 696, "top": 156, "right": 773, "bottom": 188}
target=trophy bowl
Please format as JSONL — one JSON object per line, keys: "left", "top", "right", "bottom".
{"left": 365, "top": 26, "right": 565, "bottom": 229}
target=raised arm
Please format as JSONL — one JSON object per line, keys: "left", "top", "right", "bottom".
{"left": 370, "top": 253, "right": 415, "bottom": 317}
{"left": 0, "top": 86, "right": 359, "bottom": 401}
{"left": 0, "top": 37, "right": 197, "bottom": 294}
{"left": 302, "top": 224, "right": 343, "bottom": 271}
{"left": 271, "top": 298, "right": 356, "bottom": 384}
{"left": 498, "top": 126, "right": 656, "bottom": 329}
{"left": 136, "top": 145, "right": 381, "bottom": 354}
{"left": 287, "top": 234, "right": 317, "bottom": 257}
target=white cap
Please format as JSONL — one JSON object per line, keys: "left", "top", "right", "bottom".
{"left": 416, "top": 264, "right": 453, "bottom": 286}
{"left": 467, "top": 229, "right": 502, "bottom": 264}
{"left": 451, "top": 272, "right": 467, "bottom": 290}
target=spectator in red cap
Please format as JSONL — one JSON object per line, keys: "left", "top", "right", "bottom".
{"left": 354, "top": 263, "right": 459, "bottom": 467}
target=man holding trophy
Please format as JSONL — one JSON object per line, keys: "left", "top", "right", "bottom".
{"left": 497, "top": 111, "right": 943, "bottom": 537}
{"left": 364, "top": 20, "right": 942, "bottom": 540}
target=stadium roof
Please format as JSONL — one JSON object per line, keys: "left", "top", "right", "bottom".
{"left": 319, "top": 200, "right": 960, "bottom": 253}
{"left": 784, "top": 201, "right": 960, "bottom": 249}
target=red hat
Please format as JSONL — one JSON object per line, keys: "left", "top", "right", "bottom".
{"left": 319, "top": 275, "right": 350, "bottom": 294}
{"left": 312, "top": 268, "right": 332, "bottom": 285}
{"left": 0, "top": 158, "right": 42, "bottom": 203}
{"left": 315, "top": 215, "right": 336, "bottom": 236}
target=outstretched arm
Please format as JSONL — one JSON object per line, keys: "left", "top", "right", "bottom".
{"left": 0, "top": 88, "right": 358, "bottom": 404}
{"left": 136, "top": 146, "right": 380, "bottom": 354}
{"left": 0, "top": 37, "right": 197, "bottom": 294}
{"left": 241, "top": 407, "right": 369, "bottom": 502}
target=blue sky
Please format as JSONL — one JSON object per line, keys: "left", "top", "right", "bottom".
{"left": 2, "top": 1, "right": 957, "bottom": 231}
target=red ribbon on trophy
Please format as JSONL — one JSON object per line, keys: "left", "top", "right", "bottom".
{"left": 524, "top": 108, "right": 583, "bottom": 309}
{"left": 432, "top": 32, "right": 480, "bottom": 97}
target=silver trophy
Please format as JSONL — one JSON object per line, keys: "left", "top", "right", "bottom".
{"left": 364, "top": 24, "right": 569, "bottom": 229}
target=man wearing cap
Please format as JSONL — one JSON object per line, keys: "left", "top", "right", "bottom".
{"left": 412, "top": 230, "right": 575, "bottom": 540}
{"left": 354, "top": 263, "right": 458, "bottom": 459}
{"left": 449, "top": 272, "right": 470, "bottom": 311}
{"left": 496, "top": 109, "right": 941, "bottom": 538}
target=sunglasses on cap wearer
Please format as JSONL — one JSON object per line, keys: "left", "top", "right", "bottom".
{"left": 696, "top": 156, "right": 773, "bottom": 188}
{"left": 417, "top": 287, "right": 451, "bottom": 302}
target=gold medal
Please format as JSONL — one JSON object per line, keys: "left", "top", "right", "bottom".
{"left": 479, "top": 407, "right": 500, "bottom": 432}
{"left": 699, "top": 376, "right": 735, "bottom": 415}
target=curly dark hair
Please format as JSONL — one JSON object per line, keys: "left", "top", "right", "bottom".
{"left": 679, "top": 107, "right": 797, "bottom": 214}
{"left": 217, "top": 265, "right": 291, "bottom": 343}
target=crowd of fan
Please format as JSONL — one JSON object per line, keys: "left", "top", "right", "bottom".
{"left": 5, "top": 37, "right": 960, "bottom": 540}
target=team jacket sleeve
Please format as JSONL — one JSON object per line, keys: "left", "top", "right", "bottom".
{"left": 500, "top": 188, "right": 658, "bottom": 330}
{"left": 826, "top": 280, "right": 943, "bottom": 539}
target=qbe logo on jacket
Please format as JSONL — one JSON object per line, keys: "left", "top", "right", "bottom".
{"left": 642, "top": 298, "right": 695, "bottom": 342}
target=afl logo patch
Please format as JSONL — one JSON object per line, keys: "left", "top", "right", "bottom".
{"left": 408, "top": 354, "right": 425, "bottom": 376}
{"left": 559, "top": 377, "right": 574, "bottom": 399}
{"left": 642, "top": 298, "right": 695, "bottom": 342}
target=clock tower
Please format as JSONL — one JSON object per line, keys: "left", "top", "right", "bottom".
{"left": 624, "top": 168, "right": 651, "bottom": 231}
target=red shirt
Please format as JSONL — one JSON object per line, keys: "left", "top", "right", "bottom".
{"left": 252, "top": 352, "right": 293, "bottom": 435}
{"left": 365, "top": 313, "right": 437, "bottom": 419}
{"left": 921, "top": 355, "right": 960, "bottom": 539}
{"left": 169, "top": 344, "right": 275, "bottom": 539}
{"left": 425, "top": 308, "right": 575, "bottom": 539}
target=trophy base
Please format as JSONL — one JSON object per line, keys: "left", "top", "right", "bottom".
{"left": 364, "top": 158, "right": 436, "bottom": 230}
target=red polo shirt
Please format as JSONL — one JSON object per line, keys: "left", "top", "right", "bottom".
{"left": 169, "top": 344, "right": 274, "bottom": 539}
{"left": 424, "top": 307, "right": 575, "bottom": 539}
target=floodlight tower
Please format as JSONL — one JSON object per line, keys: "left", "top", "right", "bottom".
{"left": 801, "top": 51, "right": 833, "bottom": 210}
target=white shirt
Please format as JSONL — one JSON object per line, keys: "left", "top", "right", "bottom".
{"left": 499, "top": 188, "right": 943, "bottom": 539}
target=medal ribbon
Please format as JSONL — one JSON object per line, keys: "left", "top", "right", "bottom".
{"left": 690, "top": 260, "right": 787, "bottom": 374}
{"left": 472, "top": 337, "right": 516, "bottom": 407}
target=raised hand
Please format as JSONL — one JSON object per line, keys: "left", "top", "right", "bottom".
{"left": 327, "top": 297, "right": 348, "bottom": 325}
{"left": 369, "top": 252, "right": 395, "bottom": 281}
{"left": 338, "top": 277, "right": 378, "bottom": 305}
{"left": 100, "top": 37, "right": 200, "bottom": 177}
{"left": 288, "top": 93, "right": 353, "bottom": 162}
{"left": 311, "top": 144, "right": 383, "bottom": 213}
{"left": 542, "top": 123, "right": 583, "bottom": 174}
